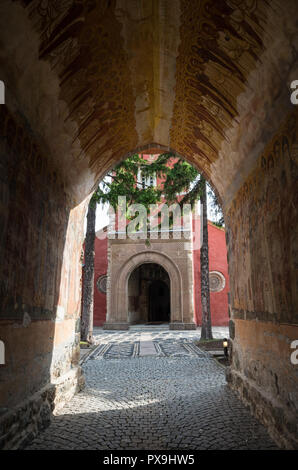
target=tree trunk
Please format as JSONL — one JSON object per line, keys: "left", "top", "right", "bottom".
{"left": 200, "top": 178, "right": 213, "bottom": 340}
{"left": 81, "top": 198, "right": 96, "bottom": 343}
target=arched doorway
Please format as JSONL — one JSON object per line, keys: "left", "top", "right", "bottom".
{"left": 106, "top": 249, "right": 194, "bottom": 329}
{"left": 128, "top": 263, "right": 171, "bottom": 324}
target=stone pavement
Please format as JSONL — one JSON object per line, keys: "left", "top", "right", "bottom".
{"left": 94, "top": 324, "right": 230, "bottom": 344}
{"left": 26, "top": 327, "right": 278, "bottom": 450}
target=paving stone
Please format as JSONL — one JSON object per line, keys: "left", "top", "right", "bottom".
{"left": 25, "top": 328, "right": 278, "bottom": 450}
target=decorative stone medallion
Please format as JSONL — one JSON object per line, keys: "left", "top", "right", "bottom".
{"left": 209, "top": 271, "right": 225, "bottom": 293}
{"left": 96, "top": 275, "right": 107, "bottom": 294}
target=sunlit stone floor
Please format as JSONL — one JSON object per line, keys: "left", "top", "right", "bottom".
{"left": 26, "top": 327, "right": 278, "bottom": 450}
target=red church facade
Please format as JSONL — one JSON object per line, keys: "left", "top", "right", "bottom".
{"left": 92, "top": 219, "right": 229, "bottom": 327}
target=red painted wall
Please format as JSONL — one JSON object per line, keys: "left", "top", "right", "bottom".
{"left": 193, "top": 220, "right": 229, "bottom": 326}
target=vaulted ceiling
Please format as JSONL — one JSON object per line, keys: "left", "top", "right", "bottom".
{"left": 0, "top": 0, "right": 297, "bottom": 205}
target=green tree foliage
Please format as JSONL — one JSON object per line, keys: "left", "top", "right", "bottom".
{"left": 94, "top": 153, "right": 207, "bottom": 213}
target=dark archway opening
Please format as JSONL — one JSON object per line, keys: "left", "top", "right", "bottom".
{"left": 128, "top": 263, "right": 170, "bottom": 324}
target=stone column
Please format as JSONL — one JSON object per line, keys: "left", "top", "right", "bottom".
{"left": 169, "top": 237, "right": 196, "bottom": 330}
{"left": 103, "top": 239, "right": 129, "bottom": 330}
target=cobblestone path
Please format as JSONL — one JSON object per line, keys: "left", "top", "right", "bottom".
{"left": 26, "top": 329, "right": 278, "bottom": 450}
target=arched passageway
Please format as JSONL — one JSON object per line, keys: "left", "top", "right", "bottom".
{"left": 128, "top": 263, "right": 170, "bottom": 324}
{"left": 0, "top": 0, "right": 297, "bottom": 450}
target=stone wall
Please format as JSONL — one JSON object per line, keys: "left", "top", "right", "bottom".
{"left": 226, "top": 111, "right": 298, "bottom": 449}
{"left": 0, "top": 105, "right": 86, "bottom": 449}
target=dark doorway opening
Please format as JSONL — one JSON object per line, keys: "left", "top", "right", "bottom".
{"left": 128, "top": 263, "right": 170, "bottom": 324}
{"left": 148, "top": 280, "right": 170, "bottom": 322}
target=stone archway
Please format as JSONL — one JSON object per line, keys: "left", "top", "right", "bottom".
{"left": 0, "top": 0, "right": 297, "bottom": 450}
{"left": 105, "top": 249, "right": 196, "bottom": 330}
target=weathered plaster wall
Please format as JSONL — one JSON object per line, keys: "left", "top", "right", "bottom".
{"left": 227, "top": 321, "right": 298, "bottom": 449}
{"left": 0, "top": 105, "right": 85, "bottom": 449}
{"left": 0, "top": 0, "right": 97, "bottom": 204}
{"left": 226, "top": 111, "right": 298, "bottom": 448}
{"left": 226, "top": 112, "right": 297, "bottom": 324}
{"left": 170, "top": 0, "right": 298, "bottom": 204}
